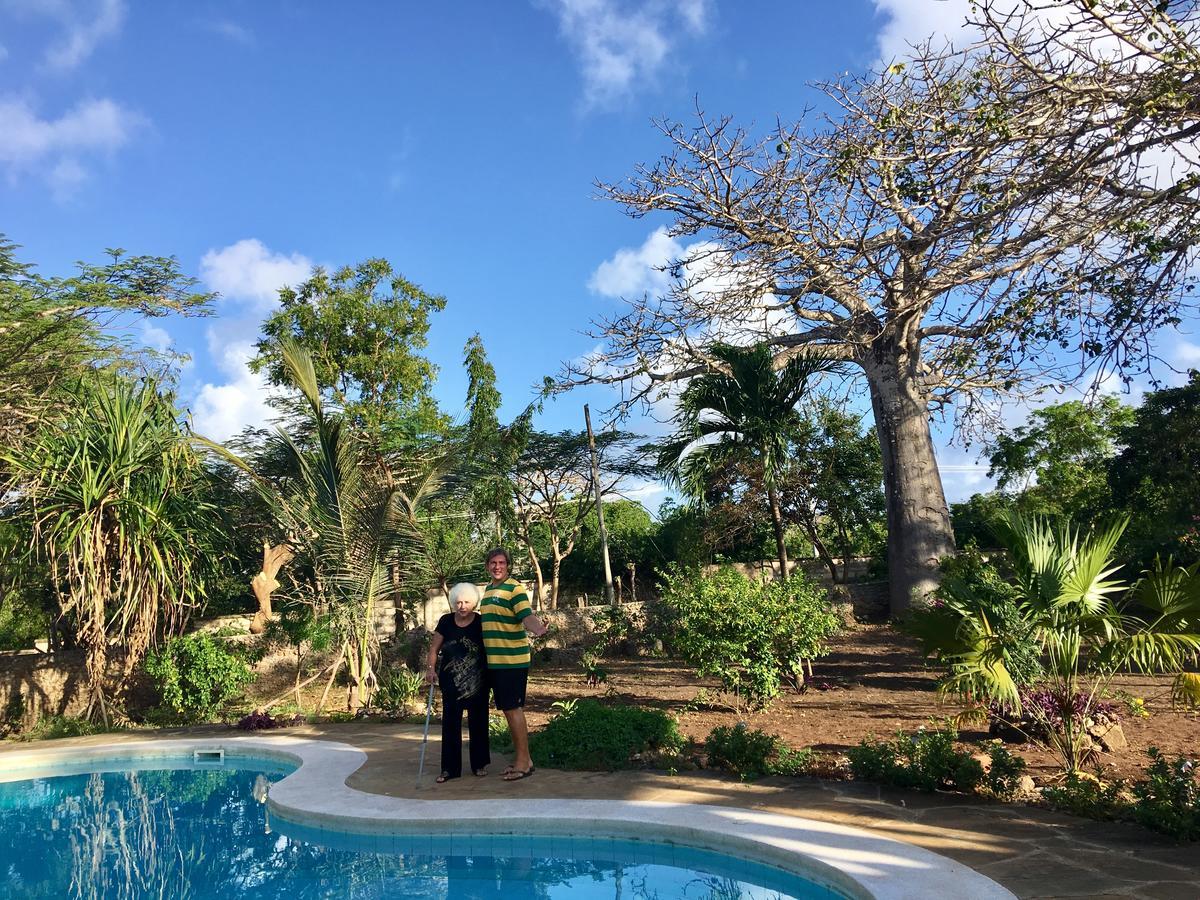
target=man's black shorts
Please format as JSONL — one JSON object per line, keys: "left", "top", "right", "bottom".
{"left": 490, "top": 667, "right": 528, "bottom": 711}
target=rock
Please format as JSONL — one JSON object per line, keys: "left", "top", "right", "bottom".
{"left": 971, "top": 752, "right": 993, "bottom": 773}
{"left": 1092, "top": 721, "right": 1128, "bottom": 753}
{"left": 1015, "top": 775, "right": 1037, "bottom": 798}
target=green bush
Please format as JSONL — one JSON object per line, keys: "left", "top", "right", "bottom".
{"left": 1130, "top": 748, "right": 1200, "bottom": 841}
{"left": 529, "top": 700, "right": 683, "bottom": 770}
{"left": 374, "top": 666, "right": 425, "bottom": 715}
{"left": 848, "top": 726, "right": 984, "bottom": 793}
{"left": 657, "top": 564, "right": 841, "bottom": 709}
{"left": 489, "top": 714, "right": 514, "bottom": 754}
{"left": 983, "top": 742, "right": 1028, "bottom": 800}
{"left": 144, "top": 633, "right": 254, "bottom": 722}
{"left": 1042, "top": 773, "right": 1126, "bottom": 821}
{"left": 906, "top": 546, "right": 1044, "bottom": 692}
{"left": 20, "top": 715, "right": 108, "bottom": 741}
{"left": 704, "top": 724, "right": 815, "bottom": 780}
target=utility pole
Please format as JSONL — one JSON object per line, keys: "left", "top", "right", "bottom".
{"left": 584, "top": 403, "right": 616, "bottom": 605}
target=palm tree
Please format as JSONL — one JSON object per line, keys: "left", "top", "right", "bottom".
{"left": 1, "top": 379, "right": 214, "bottom": 724}
{"left": 658, "top": 344, "right": 832, "bottom": 577}
{"left": 909, "top": 511, "right": 1200, "bottom": 773}
{"left": 211, "top": 342, "right": 441, "bottom": 711}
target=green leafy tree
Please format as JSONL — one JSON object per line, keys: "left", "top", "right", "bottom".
{"left": 658, "top": 344, "right": 831, "bottom": 578}
{"left": 908, "top": 512, "right": 1200, "bottom": 774}
{"left": 1109, "top": 373, "right": 1200, "bottom": 566}
{"left": 780, "top": 402, "right": 886, "bottom": 582}
{"left": 558, "top": 499, "right": 656, "bottom": 596}
{"left": 949, "top": 491, "right": 1014, "bottom": 550}
{"left": 0, "top": 236, "right": 211, "bottom": 448}
{"left": 251, "top": 258, "right": 447, "bottom": 449}
{"left": 0, "top": 380, "right": 217, "bottom": 723}
{"left": 987, "top": 397, "right": 1135, "bottom": 523}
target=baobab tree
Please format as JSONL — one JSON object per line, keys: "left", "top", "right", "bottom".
{"left": 567, "top": 41, "right": 1198, "bottom": 613}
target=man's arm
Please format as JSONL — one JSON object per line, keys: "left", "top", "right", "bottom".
{"left": 523, "top": 613, "right": 547, "bottom": 637}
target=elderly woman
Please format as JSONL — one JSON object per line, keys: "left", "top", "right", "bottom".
{"left": 425, "top": 582, "right": 491, "bottom": 782}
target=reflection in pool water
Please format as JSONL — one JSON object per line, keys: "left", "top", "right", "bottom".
{"left": 0, "top": 764, "right": 849, "bottom": 899}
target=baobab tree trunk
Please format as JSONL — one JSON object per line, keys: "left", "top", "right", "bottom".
{"left": 766, "top": 483, "right": 790, "bottom": 580}
{"left": 864, "top": 342, "right": 956, "bottom": 615}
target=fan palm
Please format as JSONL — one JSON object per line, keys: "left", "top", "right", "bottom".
{"left": 909, "top": 511, "right": 1200, "bottom": 773}
{"left": 1, "top": 379, "right": 214, "bottom": 724}
{"left": 658, "top": 343, "right": 832, "bottom": 576}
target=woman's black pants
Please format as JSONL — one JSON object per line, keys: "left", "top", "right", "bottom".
{"left": 440, "top": 688, "right": 491, "bottom": 778}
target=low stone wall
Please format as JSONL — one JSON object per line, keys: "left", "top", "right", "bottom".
{"left": 0, "top": 649, "right": 91, "bottom": 727}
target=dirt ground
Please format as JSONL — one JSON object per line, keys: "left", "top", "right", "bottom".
{"left": 517, "top": 624, "right": 1200, "bottom": 783}
{"left": 246, "top": 623, "right": 1198, "bottom": 784}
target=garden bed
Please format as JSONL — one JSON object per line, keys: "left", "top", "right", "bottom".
{"left": 519, "top": 624, "right": 1200, "bottom": 784}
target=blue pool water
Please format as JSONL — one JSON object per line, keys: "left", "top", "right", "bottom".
{"left": 0, "top": 761, "right": 851, "bottom": 899}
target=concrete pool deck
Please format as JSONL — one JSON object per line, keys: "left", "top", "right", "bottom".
{"left": 3, "top": 722, "right": 1196, "bottom": 899}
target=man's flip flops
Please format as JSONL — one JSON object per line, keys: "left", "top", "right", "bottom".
{"left": 503, "top": 767, "right": 535, "bottom": 781}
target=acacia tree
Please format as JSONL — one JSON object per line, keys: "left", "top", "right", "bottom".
{"left": 570, "top": 43, "right": 1197, "bottom": 612}
{"left": 509, "top": 429, "right": 649, "bottom": 609}
{"left": 0, "top": 236, "right": 211, "bottom": 448}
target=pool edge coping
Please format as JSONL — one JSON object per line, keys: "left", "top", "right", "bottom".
{"left": 0, "top": 735, "right": 1016, "bottom": 900}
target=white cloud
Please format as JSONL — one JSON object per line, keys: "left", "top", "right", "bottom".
{"left": 1174, "top": 339, "right": 1200, "bottom": 367}
{"left": 199, "top": 239, "right": 313, "bottom": 309}
{"left": 28, "top": 0, "right": 127, "bottom": 72}
{"left": 203, "top": 19, "right": 254, "bottom": 45}
{"left": 190, "top": 330, "right": 276, "bottom": 443}
{"left": 46, "top": 155, "right": 86, "bottom": 200}
{"left": 0, "top": 95, "right": 142, "bottom": 194}
{"left": 588, "top": 226, "right": 682, "bottom": 297}
{"left": 542, "top": 0, "right": 711, "bottom": 109}
{"left": 140, "top": 322, "right": 171, "bottom": 353}
{"left": 872, "top": 0, "right": 971, "bottom": 65}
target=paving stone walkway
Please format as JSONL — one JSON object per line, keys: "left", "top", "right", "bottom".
{"left": 8, "top": 722, "right": 1197, "bottom": 899}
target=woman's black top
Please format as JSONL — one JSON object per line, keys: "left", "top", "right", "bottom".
{"left": 434, "top": 612, "right": 486, "bottom": 702}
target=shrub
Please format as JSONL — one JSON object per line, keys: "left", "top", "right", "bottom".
{"left": 657, "top": 564, "right": 841, "bottom": 709}
{"left": 704, "top": 724, "right": 814, "bottom": 780}
{"left": 373, "top": 666, "right": 426, "bottom": 716}
{"left": 144, "top": 633, "right": 254, "bottom": 722}
{"left": 983, "top": 742, "right": 1028, "bottom": 800}
{"left": 20, "top": 715, "right": 106, "bottom": 741}
{"left": 489, "top": 714, "right": 513, "bottom": 754}
{"left": 529, "top": 700, "right": 683, "bottom": 770}
{"left": 1130, "top": 748, "right": 1200, "bottom": 841}
{"left": 1042, "top": 773, "right": 1127, "bottom": 821}
{"left": 588, "top": 604, "right": 636, "bottom": 655}
{"left": 906, "top": 545, "right": 1043, "bottom": 692}
{"left": 236, "top": 710, "right": 302, "bottom": 731}
{"left": 848, "top": 726, "right": 984, "bottom": 793}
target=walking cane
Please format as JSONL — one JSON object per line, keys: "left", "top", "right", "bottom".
{"left": 416, "top": 679, "right": 436, "bottom": 787}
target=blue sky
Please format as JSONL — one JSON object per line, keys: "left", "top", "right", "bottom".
{"left": 5, "top": 0, "right": 1198, "bottom": 507}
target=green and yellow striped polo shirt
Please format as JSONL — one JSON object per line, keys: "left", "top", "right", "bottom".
{"left": 480, "top": 579, "right": 533, "bottom": 668}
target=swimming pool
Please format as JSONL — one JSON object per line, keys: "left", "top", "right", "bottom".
{"left": 0, "top": 760, "right": 847, "bottom": 898}
{"left": 0, "top": 737, "right": 1016, "bottom": 900}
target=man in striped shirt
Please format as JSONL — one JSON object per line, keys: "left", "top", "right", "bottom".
{"left": 481, "top": 547, "right": 546, "bottom": 781}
